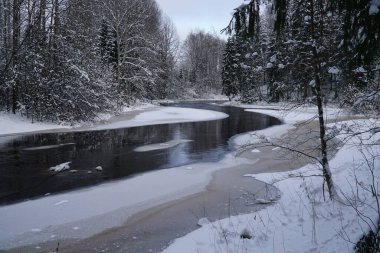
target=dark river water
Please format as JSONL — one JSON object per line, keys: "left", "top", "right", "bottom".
{"left": 0, "top": 102, "right": 281, "bottom": 205}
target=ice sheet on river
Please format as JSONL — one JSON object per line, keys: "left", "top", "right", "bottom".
{"left": 134, "top": 139, "right": 193, "bottom": 152}
{"left": 92, "top": 107, "right": 229, "bottom": 131}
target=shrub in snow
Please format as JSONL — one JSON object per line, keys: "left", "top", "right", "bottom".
{"left": 240, "top": 228, "right": 253, "bottom": 240}
{"left": 354, "top": 227, "right": 380, "bottom": 253}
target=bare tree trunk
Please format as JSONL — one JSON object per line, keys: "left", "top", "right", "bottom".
{"left": 40, "top": 0, "right": 46, "bottom": 36}
{"left": 310, "top": 0, "right": 337, "bottom": 200}
{"left": 2, "top": 0, "right": 11, "bottom": 111}
{"left": 53, "top": 0, "right": 60, "bottom": 36}
{"left": 3, "top": 0, "right": 11, "bottom": 61}
{"left": 12, "top": 0, "right": 20, "bottom": 114}
{"left": 0, "top": 0, "right": 3, "bottom": 53}
{"left": 33, "top": 0, "right": 46, "bottom": 46}
{"left": 116, "top": 26, "right": 121, "bottom": 86}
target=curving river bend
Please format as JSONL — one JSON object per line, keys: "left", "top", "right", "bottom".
{"left": 0, "top": 102, "right": 281, "bottom": 205}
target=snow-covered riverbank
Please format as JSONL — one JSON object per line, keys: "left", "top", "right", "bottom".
{"left": 0, "top": 104, "right": 228, "bottom": 136}
{"left": 161, "top": 106, "right": 380, "bottom": 253}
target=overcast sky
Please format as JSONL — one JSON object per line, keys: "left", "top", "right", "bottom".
{"left": 155, "top": 0, "right": 241, "bottom": 41}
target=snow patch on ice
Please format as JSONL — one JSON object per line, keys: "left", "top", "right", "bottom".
{"left": 134, "top": 140, "right": 193, "bottom": 152}
{"left": 49, "top": 162, "right": 71, "bottom": 172}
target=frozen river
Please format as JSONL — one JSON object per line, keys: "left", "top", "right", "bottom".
{"left": 0, "top": 102, "right": 281, "bottom": 205}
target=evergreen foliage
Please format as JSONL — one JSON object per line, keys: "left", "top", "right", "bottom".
{"left": 222, "top": 38, "right": 240, "bottom": 100}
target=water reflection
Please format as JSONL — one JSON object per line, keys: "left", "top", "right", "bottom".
{"left": 0, "top": 103, "right": 281, "bottom": 205}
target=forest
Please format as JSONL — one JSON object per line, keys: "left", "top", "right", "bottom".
{"left": 0, "top": 0, "right": 224, "bottom": 123}
{"left": 0, "top": 1, "right": 380, "bottom": 252}
{"left": 2, "top": 0, "right": 379, "bottom": 124}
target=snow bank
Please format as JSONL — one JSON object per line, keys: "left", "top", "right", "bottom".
{"left": 161, "top": 119, "right": 380, "bottom": 253}
{"left": 0, "top": 112, "right": 69, "bottom": 136}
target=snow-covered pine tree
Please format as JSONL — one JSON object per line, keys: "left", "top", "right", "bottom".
{"left": 222, "top": 38, "right": 240, "bottom": 100}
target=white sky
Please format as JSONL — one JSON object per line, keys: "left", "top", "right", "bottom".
{"left": 155, "top": 0, "right": 241, "bottom": 41}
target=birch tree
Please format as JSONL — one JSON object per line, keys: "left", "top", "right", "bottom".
{"left": 181, "top": 31, "right": 225, "bottom": 96}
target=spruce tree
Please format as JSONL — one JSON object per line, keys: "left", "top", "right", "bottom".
{"left": 222, "top": 38, "right": 239, "bottom": 100}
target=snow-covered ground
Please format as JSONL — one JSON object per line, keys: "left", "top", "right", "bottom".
{"left": 161, "top": 107, "right": 380, "bottom": 253}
